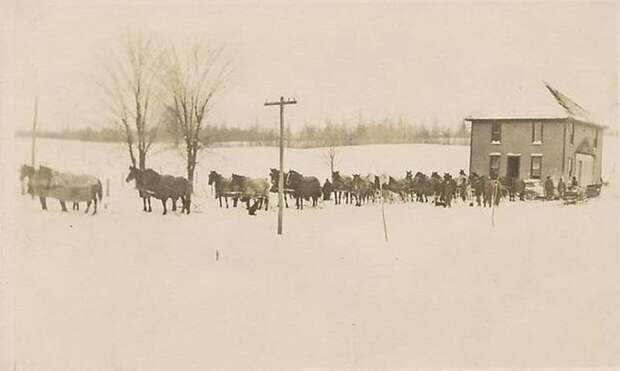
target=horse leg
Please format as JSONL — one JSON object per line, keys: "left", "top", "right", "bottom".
{"left": 39, "top": 197, "right": 47, "bottom": 210}
{"left": 85, "top": 201, "right": 91, "bottom": 213}
{"left": 264, "top": 197, "right": 269, "bottom": 211}
{"left": 161, "top": 198, "right": 167, "bottom": 215}
{"left": 142, "top": 197, "right": 147, "bottom": 212}
{"left": 59, "top": 200, "right": 68, "bottom": 212}
{"left": 92, "top": 196, "right": 98, "bottom": 215}
{"left": 147, "top": 197, "right": 152, "bottom": 212}
{"left": 172, "top": 198, "right": 177, "bottom": 211}
{"left": 225, "top": 197, "right": 229, "bottom": 208}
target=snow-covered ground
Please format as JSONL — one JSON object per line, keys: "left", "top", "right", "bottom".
{"left": 4, "top": 137, "right": 620, "bottom": 370}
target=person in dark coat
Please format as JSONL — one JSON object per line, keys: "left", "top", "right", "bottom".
{"left": 322, "top": 179, "right": 332, "bottom": 201}
{"left": 544, "top": 176, "right": 555, "bottom": 200}
{"left": 473, "top": 175, "right": 485, "bottom": 206}
{"left": 557, "top": 177, "right": 566, "bottom": 199}
{"left": 513, "top": 177, "right": 526, "bottom": 201}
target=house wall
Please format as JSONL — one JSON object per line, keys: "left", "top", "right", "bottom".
{"left": 469, "top": 119, "right": 567, "bottom": 180}
{"left": 563, "top": 120, "right": 604, "bottom": 183}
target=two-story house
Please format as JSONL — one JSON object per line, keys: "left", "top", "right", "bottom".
{"left": 465, "top": 84, "right": 605, "bottom": 186}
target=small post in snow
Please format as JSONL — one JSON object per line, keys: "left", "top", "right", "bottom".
{"left": 380, "top": 174, "right": 389, "bottom": 242}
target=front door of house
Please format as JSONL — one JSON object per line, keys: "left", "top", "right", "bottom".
{"left": 506, "top": 156, "right": 520, "bottom": 179}
{"left": 575, "top": 153, "right": 594, "bottom": 186}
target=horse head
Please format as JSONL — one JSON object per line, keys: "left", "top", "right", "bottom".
{"left": 125, "top": 166, "right": 141, "bottom": 183}
{"left": 208, "top": 170, "right": 221, "bottom": 186}
{"left": 406, "top": 170, "right": 413, "bottom": 179}
{"left": 19, "top": 164, "right": 35, "bottom": 181}
{"left": 286, "top": 169, "right": 302, "bottom": 188}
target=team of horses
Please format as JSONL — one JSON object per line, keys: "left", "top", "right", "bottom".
{"left": 20, "top": 162, "right": 521, "bottom": 216}
{"left": 20, "top": 164, "right": 103, "bottom": 214}
{"left": 207, "top": 168, "right": 516, "bottom": 215}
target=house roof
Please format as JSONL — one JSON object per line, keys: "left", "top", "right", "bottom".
{"left": 464, "top": 82, "right": 606, "bottom": 129}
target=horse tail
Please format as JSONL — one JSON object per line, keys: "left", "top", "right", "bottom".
{"left": 97, "top": 180, "right": 103, "bottom": 201}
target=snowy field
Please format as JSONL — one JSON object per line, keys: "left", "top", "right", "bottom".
{"left": 4, "top": 137, "right": 620, "bottom": 370}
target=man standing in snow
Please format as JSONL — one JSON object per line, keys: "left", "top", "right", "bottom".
{"left": 557, "top": 177, "right": 566, "bottom": 199}
{"left": 322, "top": 179, "right": 332, "bottom": 201}
{"left": 544, "top": 176, "right": 555, "bottom": 200}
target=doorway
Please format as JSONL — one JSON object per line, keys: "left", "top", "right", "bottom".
{"left": 575, "top": 153, "right": 594, "bottom": 186}
{"left": 506, "top": 156, "right": 520, "bottom": 179}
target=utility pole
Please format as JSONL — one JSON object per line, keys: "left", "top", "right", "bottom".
{"left": 265, "top": 96, "right": 297, "bottom": 235}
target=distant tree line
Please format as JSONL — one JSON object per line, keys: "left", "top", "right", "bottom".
{"left": 16, "top": 118, "right": 471, "bottom": 147}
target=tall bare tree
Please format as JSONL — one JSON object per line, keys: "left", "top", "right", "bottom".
{"left": 101, "top": 33, "right": 163, "bottom": 170}
{"left": 161, "top": 43, "right": 232, "bottom": 186}
{"left": 322, "top": 144, "right": 339, "bottom": 175}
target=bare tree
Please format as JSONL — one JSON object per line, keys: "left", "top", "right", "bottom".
{"left": 322, "top": 144, "right": 339, "bottom": 175}
{"left": 101, "top": 33, "right": 163, "bottom": 170}
{"left": 161, "top": 43, "right": 232, "bottom": 186}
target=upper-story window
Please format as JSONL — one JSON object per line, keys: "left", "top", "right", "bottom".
{"left": 532, "top": 122, "right": 543, "bottom": 144}
{"left": 491, "top": 122, "right": 501, "bottom": 143}
{"left": 569, "top": 123, "right": 575, "bottom": 144}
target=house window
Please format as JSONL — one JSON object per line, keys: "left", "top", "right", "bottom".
{"left": 491, "top": 122, "right": 501, "bottom": 143}
{"left": 489, "top": 154, "right": 501, "bottom": 179}
{"left": 531, "top": 156, "right": 542, "bottom": 179}
{"left": 532, "top": 122, "right": 543, "bottom": 144}
{"left": 570, "top": 123, "right": 575, "bottom": 144}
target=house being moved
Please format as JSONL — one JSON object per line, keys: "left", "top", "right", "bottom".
{"left": 465, "top": 83, "right": 604, "bottom": 186}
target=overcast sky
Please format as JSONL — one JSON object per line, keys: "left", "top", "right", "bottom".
{"left": 3, "top": 0, "right": 618, "bottom": 132}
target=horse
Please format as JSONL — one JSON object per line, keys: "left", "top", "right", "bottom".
{"left": 384, "top": 175, "right": 409, "bottom": 202}
{"left": 411, "top": 171, "right": 431, "bottom": 202}
{"left": 351, "top": 174, "right": 375, "bottom": 206}
{"left": 374, "top": 175, "right": 398, "bottom": 203}
{"left": 286, "top": 169, "right": 321, "bottom": 209}
{"left": 126, "top": 166, "right": 192, "bottom": 215}
{"left": 230, "top": 174, "right": 270, "bottom": 214}
{"left": 20, "top": 164, "right": 102, "bottom": 214}
{"left": 430, "top": 172, "right": 444, "bottom": 205}
{"left": 331, "top": 171, "right": 354, "bottom": 205}
{"left": 269, "top": 168, "right": 294, "bottom": 208}
{"left": 208, "top": 171, "right": 240, "bottom": 208}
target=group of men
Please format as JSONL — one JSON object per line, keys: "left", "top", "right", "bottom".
{"left": 543, "top": 176, "right": 579, "bottom": 200}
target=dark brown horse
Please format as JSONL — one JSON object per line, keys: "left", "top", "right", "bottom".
{"left": 286, "top": 169, "right": 321, "bottom": 209}
{"left": 126, "top": 166, "right": 192, "bottom": 215}
{"left": 208, "top": 171, "right": 240, "bottom": 208}
{"left": 331, "top": 171, "right": 354, "bottom": 205}
{"left": 20, "top": 164, "right": 102, "bottom": 214}
{"left": 269, "top": 168, "right": 294, "bottom": 208}
{"left": 351, "top": 174, "right": 376, "bottom": 206}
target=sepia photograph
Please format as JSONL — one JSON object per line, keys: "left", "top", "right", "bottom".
{"left": 0, "top": 1, "right": 618, "bottom": 370}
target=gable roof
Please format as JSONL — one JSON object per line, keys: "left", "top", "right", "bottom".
{"left": 465, "top": 82, "right": 604, "bottom": 129}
